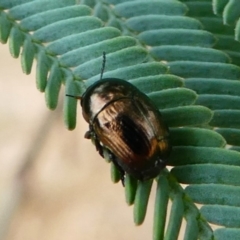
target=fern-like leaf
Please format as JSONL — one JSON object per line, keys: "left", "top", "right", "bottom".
{"left": 1, "top": 0, "right": 240, "bottom": 239}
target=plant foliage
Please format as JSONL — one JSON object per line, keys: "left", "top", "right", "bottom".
{"left": 1, "top": 0, "right": 240, "bottom": 239}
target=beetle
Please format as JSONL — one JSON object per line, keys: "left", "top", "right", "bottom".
{"left": 67, "top": 52, "right": 171, "bottom": 183}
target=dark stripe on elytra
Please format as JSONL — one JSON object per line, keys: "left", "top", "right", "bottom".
{"left": 116, "top": 114, "right": 150, "bottom": 155}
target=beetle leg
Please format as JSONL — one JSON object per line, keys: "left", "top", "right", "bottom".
{"left": 84, "top": 130, "right": 91, "bottom": 139}
{"left": 84, "top": 124, "right": 94, "bottom": 139}
{"left": 93, "top": 134, "right": 104, "bottom": 157}
{"left": 117, "top": 165, "right": 125, "bottom": 186}
{"left": 85, "top": 125, "right": 104, "bottom": 157}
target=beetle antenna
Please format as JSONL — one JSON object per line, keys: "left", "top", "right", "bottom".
{"left": 66, "top": 94, "right": 81, "bottom": 100}
{"left": 100, "top": 51, "right": 106, "bottom": 80}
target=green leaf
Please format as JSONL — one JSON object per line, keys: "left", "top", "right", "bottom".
{"left": 170, "top": 128, "right": 226, "bottom": 147}
{"left": 45, "top": 63, "right": 62, "bottom": 109}
{"left": 183, "top": 0, "right": 240, "bottom": 66}
{"left": 134, "top": 179, "right": 153, "bottom": 225}
{"left": 46, "top": 27, "right": 121, "bottom": 55}
{"left": 210, "top": 110, "right": 240, "bottom": 128}
{"left": 21, "top": 37, "right": 35, "bottom": 74}
{"left": 139, "top": 29, "right": 216, "bottom": 47}
{"left": 235, "top": 20, "right": 240, "bottom": 41}
{"left": 0, "top": 11, "right": 12, "bottom": 43}
{"left": 126, "top": 15, "right": 202, "bottom": 32}
{"left": 76, "top": 47, "right": 149, "bottom": 81}
{"left": 8, "top": 0, "right": 76, "bottom": 20}
{"left": 222, "top": 0, "right": 240, "bottom": 26}
{"left": 63, "top": 78, "right": 80, "bottom": 130}
{"left": 196, "top": 94, "right": 240, "bottom": 110}
{"left": 185, "top": 78, "right": 240, "bottom": 96}
{"left": 88, "top": 62, "right": 168, "bottom": 85}
{"left": 212, "top": 0, "right": 228, "bottom": 15}
{"left": 162, "top": 106, "right": 212, "bottom": 127}
{"left": 169, "top": 147, "right": 240, "bottom": 166}
{"left": 19, "top": 5, "right": 91, "bottom": 31}
{"left": 185, "top": 184, "right": 240, "bottom": 206}
{"left": 36, "top": 50, "right": 52, "bottom": 92}
{"left": 0, "top": 0, "right": 33, "bottom": 9}
{"left": 151, "top": 46, "right": 230, "bottom": 63}
{"left": 198, "top": 220, "right": 213, "bottom": 240}
{"left": 198, "top": 17, "right": 234, "bottom": 35}
{"left": 164, "top": 192, "right": 184, "bottom": 240}
{"left": 110, "top": 162, "right": 121, "bottom": 183}
{"left": 184, "top": 1, "right": 216, "bottom": 17}
{"left": 8, "top": 26, "right": 24, "bottom": 58}
{"left": 201, "top": 205, "right": 240, "bottom": 227}
{"left": 33, "top": 17, "right": 102, "bottom": 43}
{"left": 214, "top": 228, "right": 240, "bottom": 240}
{"left": 125, "top": 174, "right": 138, "bottom": 205}
{"left": 114, "top": 1, "right": 188, "bottom": 18}
{"left": 93, "top": 2, "right": 109, "bottom": 21}
{"left": 149, "top": 88, "right": 197, "bottom": 109}
{"left": 216, "top": 128, "right": 240, "bottom": 147}
{"left": 184, "top": 209, "right": 199, "bottom": 240}
{"left": 59, "top": 36, "right": 137, "bottom": 67}
{"left": 169, "top": 62, "right": 240, "bottom": 79}
{"left": 153, "top": 175, "right": 169, "bottom": 240}
{"left": 172, "top": 164, "right": 240, "bottom": 185}
{"left": 130, "top": 75, "right": 183, "bottom": 94}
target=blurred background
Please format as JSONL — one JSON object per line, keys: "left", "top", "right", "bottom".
{"left": 0, "top": 43, "right": 166, "bottom": 240}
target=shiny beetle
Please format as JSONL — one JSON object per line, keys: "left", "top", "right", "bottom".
{"left": 67, "top": 53, "right": 171, "bottom": 183}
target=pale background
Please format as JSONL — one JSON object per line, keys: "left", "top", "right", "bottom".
{"left": 0, "top": 43, "right": 185, "bottom": 239}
